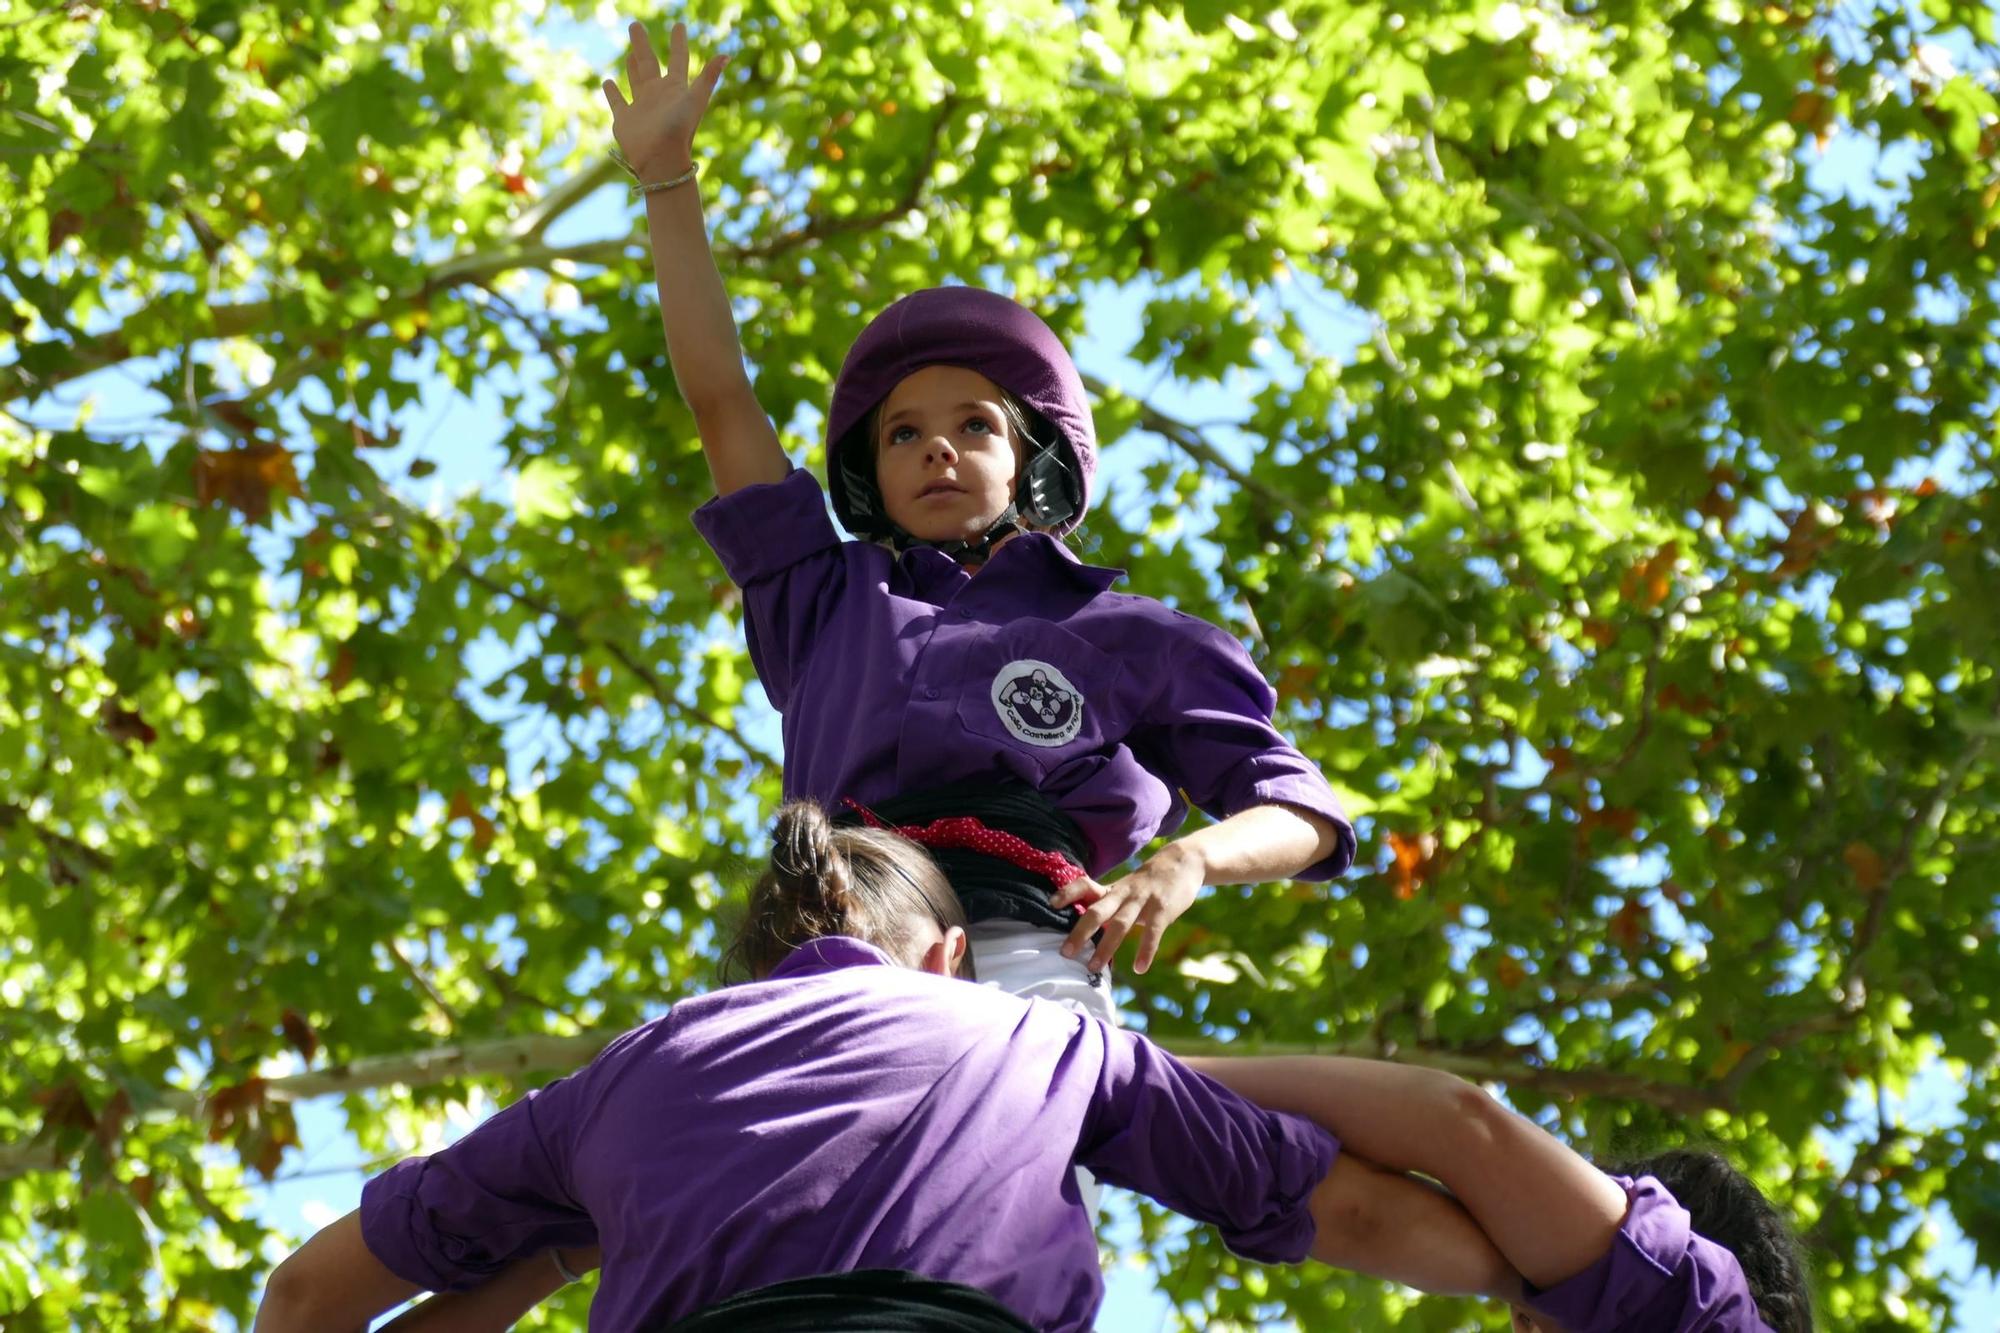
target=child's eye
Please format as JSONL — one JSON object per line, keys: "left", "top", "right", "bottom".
{"left": 887, "top": 425, "right": 916, "bottom": 444}
{"left": 964, "top": 417, "right": 993, "bottom": 434}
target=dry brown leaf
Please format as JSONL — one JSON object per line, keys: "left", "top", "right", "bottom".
{"left": 1387, "top": 831, "right": 1438, "bottom": 901}
{"left": 193, "top": 442, "right": 303, "bottom": 521}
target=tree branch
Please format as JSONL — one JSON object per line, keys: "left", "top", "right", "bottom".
{"left": 387, "top": 938, "right": 461, "bottom": 1031}
{"left": 0, "top": 1029, "right": 618, "bottom": 1181}
{"left": 731, "top": 95, "right": 958, "bottom": 261}
{"left": 1079, "top": 372, "right": 1305, "bottom": 521}
{"left": 1839, "top": 699, "right": 1995, "bottom": 1003}
{"left": 0, "top": 801, "right": 113, "bottom": 877}
{"left": 1165, "top": 1036, "right": 1731, "bottom": 1116}
{"left": 13, "top": 100, "right": 964, "bottom": 404}
{"left": 511, "top": 156, "right": 624, "bottom": 244}
{"left": 447, "top": 558, "right": 779, "bottom": 772}
{"left": 0, "top": 1024, "right": 1733, "bottom": 1181}
{"left": 1716, "top": 1010, "right": 1853, "bottom": 1103}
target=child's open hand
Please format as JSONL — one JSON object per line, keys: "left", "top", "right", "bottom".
{"left": 601, "top": 20, "right": 727, "bottom": 182}
{"left": 1053, "top": 842, "right": 1204, "bottom": 976}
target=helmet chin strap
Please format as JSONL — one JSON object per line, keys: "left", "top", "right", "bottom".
{"left": 889, "top": 503, "right": 1026, "bottom": 564}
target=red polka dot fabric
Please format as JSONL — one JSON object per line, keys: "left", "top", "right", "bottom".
{"left": 842, "top": 799, "right": 1088, "bottom": 889}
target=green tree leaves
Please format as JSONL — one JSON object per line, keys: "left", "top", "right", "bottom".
{"left": 3, "top": 0, "right": 1998, "bottom": 1327}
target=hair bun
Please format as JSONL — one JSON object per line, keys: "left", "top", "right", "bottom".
{"left": 770, "top": 801, "right": 854, "bottom": 915}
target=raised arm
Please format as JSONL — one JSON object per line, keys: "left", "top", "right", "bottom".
{"left": 1180, "top": 1054, "right": 1630, "bottom": 1290}
{"left": 602, "top": 19, "right": 789, "bottom": 497}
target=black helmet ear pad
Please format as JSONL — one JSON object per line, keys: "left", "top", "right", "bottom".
{"left": 1019, "top": 440, "right": 1082, "bottom": 530}
{"left": 830, "top": 421, "right": 892, "bottom": 538}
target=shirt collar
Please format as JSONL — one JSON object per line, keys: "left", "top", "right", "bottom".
{"left": 767, "top": 935, "right": 899, "bottom": 981}
{"left": 895, "top": 531, "right": 1124, "bottom": 597}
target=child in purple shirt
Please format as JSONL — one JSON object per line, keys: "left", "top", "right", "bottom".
{"left": 255, "top": 805, "right": 1523, "bottom": 1331}
{"left": 600, "top": 18, "right": 1353, "bottom": 1021}
{"left": 259, "top": 806, "right": 1808, "bottom": 1332}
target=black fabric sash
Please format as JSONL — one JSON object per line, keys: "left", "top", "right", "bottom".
{"left": 833, "top": 777, "right": 1092, "bottom": 931}
{"left": 659, "top": 1269, "right": 1038, "bottom": 1332}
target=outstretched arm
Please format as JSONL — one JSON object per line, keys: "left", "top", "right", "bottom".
{"left": 254, "top": 1210, "right": 421, "bottom": 1332}
{"left": 1305, "top": 1148, "right": 1523, "bottom": 1300}
{"left": 602, "top": 19, "right": 788, "bottom": 497}
{"left": 1183, "top": 1055, "right": 1630, "bottom": 1290}
{"left": 1054, "top": 803, "right": 1339, "bottom": 974}
{"left": 1077, "top": 1026, "right": 1518, "bottom": 1301}
{"left": 376, "top": 1246, "right": 601, "bottom": 1331}
{"left": 258, "top": 1219, "right": 597, "bottom": 1333}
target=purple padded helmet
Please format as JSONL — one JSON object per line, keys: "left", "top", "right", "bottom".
{"left": 824, "top": 286, "right": 1098, "bottom": 539}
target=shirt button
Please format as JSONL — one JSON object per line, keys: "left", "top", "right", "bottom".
{"left": 926, "top": 686, "right": 940, "bottom": 700}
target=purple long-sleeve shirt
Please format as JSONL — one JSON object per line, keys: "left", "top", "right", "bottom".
{"left": 692, "top": 469, "right": 1354, "bottom": 880}
{"left": 1526, "top": 1175, "right": 1774, "bottom": 1333}
{"left": 360, "top": 938, "right": 1337, "bottom": 1330}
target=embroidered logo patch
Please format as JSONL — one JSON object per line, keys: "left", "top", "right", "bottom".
{"left": 991, "top": 659, "right": 1086, "bottom": 748}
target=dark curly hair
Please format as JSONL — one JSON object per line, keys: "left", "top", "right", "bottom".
{"left": 1603, "top": 1147, "right": 1814, "bottom": 1332}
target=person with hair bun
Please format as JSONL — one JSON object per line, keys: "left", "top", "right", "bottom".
{"left": 261, "top": 805, "right": 1809, "bottom": 1333}
{"left": 257, "top": 803, "right": 1522, "bottom": 1332}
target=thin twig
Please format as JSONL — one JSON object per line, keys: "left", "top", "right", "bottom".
{"left": 449, "top": 558, "right": 778, "bottom": 772}
{"left": 388, "top": 938, "right": 461, "bottom": 1030}
{"left": 1839, "top": 697, "right": 1996, "bottom": 1002}
{"left": 732, "top": 95, "right": 959, "bottom": 262}
{"left": 512, "top": 156, "right": 623, "bottom": 244}
{"left": 16, "top": 99, "right": 961, "bottom": 401}
{"left": 1077, "top": 371, "right": 1304, "bottom": 520}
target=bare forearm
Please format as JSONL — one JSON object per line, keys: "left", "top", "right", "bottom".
{"left": 1189, "top": 1055, "right": 1628, "bottom": 1288}
{"left": 254, "top": 1211, "right": 421, "bottom": 1332}
{"left": 376, "top": 1250, "right": 575, "bottom": 1331}
{"left": 1309, "top": 1151, "right": 1522, "bottom": 1300}
{"left": 1174, "top": 804, "right": 1338, "bottom": 885}
{"left": 639, "top": 168, "right": 788, "bottom": 494}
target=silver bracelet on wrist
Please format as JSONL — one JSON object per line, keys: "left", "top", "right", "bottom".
{"left": 550, "top": 1247, "right": 584, "bottom": 1284}
{"left": 611, "top": 149, "right": 700, "bottom": 196}
{"left": 632, "top": 161, "right": 700, "bottom": 195}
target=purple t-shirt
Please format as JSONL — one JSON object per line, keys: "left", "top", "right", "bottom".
{"left": 1526, "top": 1175, "right": 1774, "bottom": 1333}
{"left": 692, "top": 469, "right": 1355, "bottom": 879}
{"left": 360, "top": 938, "right": 1337, "bottom": 1331}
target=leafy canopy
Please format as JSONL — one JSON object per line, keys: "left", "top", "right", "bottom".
{"left": 3, "top": 0, "right": 1998, "bottom": 1326}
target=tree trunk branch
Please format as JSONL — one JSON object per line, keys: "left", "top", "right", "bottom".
{"left": 446, "top": 557, "right": 779, "bottom": 773}
{"left": 1079, "top": 372, "right": 1306, "bottom": 521}
{"left": 0, "top": 1025, "right": 1731, "bottom": 1181}
{"left": 12, "top": 101, "right": 964, "bottom": 404}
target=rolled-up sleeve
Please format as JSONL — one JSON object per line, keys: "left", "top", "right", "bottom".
{"left": 691, "top": 469, "right": 848, "bottom": 712}
{"left": 359, "top": 1081, "right": 597, "bottom": 1293}
{"left": 1078, "top": 1027, "right": 1338, "bottom": 1264}
{"left": 1525, "top": 1176, "right": 1773, "bottom": 1333}
{"left": 1131, "top": 620, "right": 1355, "bottom": 880}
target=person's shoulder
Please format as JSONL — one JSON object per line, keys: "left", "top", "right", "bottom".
{"left": 1085, "top": 593, "right": 1253, "bottom": 664}
{"left": 1084, "top": 589, "right": 1215, "bottom": 634}
{"left": 590, "top": 1007, "right": 684, "bottom": 1057}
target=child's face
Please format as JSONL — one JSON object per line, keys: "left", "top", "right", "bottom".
{"left": 873, "top": 365, "right": 1024, "bottom": 543}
